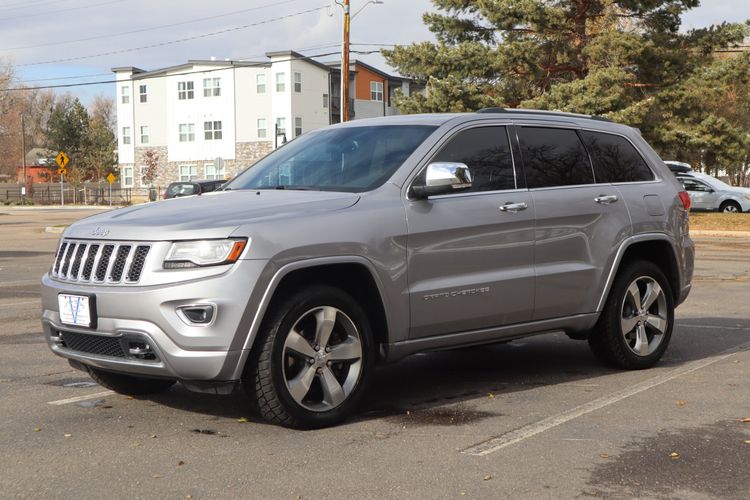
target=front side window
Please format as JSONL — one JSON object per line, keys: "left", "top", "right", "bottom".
{"left": 121, "top": 86, "right": 130, "bottom": 104}
{"left": 122, "top": 166, "right": 134, "bottom": 187}
{"left": 140, "top": 125, "right": 149, "bottom": 144}
{"left": 179, "top": 123, "right": 195, "bottom": 142}
{"left": 178, "top": 81, "right": 194, "bottom": 100}
{"left": 275, "top": 72, "right": 285, "bottom": 92}
{"left": 204, "top": 121, "right": 223, "bottom": 140}
{"left": 580, "top": 131, "right": 654, "bottom": 183}
{"left": 224, "top": 125, "right": 437, "bottom": 193}
{"left": 679, "top": 178, "right": 712, "bottom": 192}
{"left": 256, "top": 74, "right": 266, "bottom": 93}
{"left": 203, "top": 77, "right": 221, "bottom": 97}
{"left": 518, "top": 127, "right": 594, "bottom": 188}
{"left": 294, "top": 72, "right": 302, "bottom": 92}
{"left": 370, "top": 81, "right": 383, "bottom": 101}
{"left": 139, "top": 84, "right": 147, "bottom": 103}
{"left": 257, "top": 118, "right": 267, "bottom": 138}
{"left": 417, "top": 126, "right": 516, "bottom": 193}
{"left": 179, "top": 164, "right": 197, "bottom": 182}
{"left": 122, "top": 126, "right": 131, "bottom": 145}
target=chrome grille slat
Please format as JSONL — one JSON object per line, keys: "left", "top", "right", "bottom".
{"left": 51, "top": 239, "right": 151, "bottom": 285}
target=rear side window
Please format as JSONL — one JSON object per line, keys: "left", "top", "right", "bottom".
{"left": 430, "top": 126, "right": 515, "bottom": 192}
{"left": 580, "top": 131, "right": 654, "bottom": 183}
{"left": 518, "top": 127, "right": 593, "bottom": 188}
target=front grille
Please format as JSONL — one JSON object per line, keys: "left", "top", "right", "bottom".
{"left": 51, "top": 239, "right": 151, "bottom": 284}
{"left": 59, "top": 331, "right": 126, "bottom": 358}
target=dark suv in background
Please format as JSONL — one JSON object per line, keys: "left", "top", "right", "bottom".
{"left": 163, "top": 179, "right": 225, "bottom": 199}
{"left": 43, "top": 109, "right": 694, "bottom": 428}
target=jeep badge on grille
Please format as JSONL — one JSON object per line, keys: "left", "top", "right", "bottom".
{"left": 91, "top": 227, "right": 110, "bottom": 237}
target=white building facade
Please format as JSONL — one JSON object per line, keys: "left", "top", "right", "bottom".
{"left": 114, "top": 51, "right": 422, "bottom": 194}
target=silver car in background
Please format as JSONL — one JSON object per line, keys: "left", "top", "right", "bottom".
{"left": 676, "top": 171, "right": 750, "bottom": 213}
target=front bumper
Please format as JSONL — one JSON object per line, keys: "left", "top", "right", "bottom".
{"left": 41, "top": 258, "right": 269, "bottom": 381}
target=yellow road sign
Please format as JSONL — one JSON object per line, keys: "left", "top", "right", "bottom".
{"left": 57, "top": 167, "right": 67, "bottom": 176}
{"left": 55, "top": 151, "right": 70, "bottom": 169}
{"left": 106, "top": 173, "right": 116, "bottom": 184}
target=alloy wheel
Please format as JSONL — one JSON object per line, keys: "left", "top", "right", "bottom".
{"left": 620, "top": 276, "right": 668, "bottom": 357}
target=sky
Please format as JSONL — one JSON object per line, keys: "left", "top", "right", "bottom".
{"left": 1, "top": 0, "right": 749, "bottom": 105}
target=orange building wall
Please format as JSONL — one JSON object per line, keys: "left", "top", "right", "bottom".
{"left": 355, "top": 66, "right": 388, "bottom": 104}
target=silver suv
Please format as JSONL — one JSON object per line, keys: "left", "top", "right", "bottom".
{"left": 42, "top": 110, "right": 694, "bottom": 428}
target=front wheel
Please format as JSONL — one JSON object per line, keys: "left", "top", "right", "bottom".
{"left": 588, "top": 261, "right": 674, "bottom": 369}
{"left": 245, "top": 285, "right": 374, "bottom": 429}
{"left": 719, "top": 201, "right": 741, "bottom": 213}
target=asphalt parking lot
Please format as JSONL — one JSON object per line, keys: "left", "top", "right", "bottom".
{"left": 1, "top": 207, "right": 749, "bottom": 499}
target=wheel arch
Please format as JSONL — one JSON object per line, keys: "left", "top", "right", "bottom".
{"left": 597, "top": 235, "right": 681, "bottom": 312}
{"left": 232, "top": 257, "right": 390, "bottom": 379}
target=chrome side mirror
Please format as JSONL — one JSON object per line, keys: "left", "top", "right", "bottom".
{"left": 411, "top": 162, "right": 473, "bottom": 198}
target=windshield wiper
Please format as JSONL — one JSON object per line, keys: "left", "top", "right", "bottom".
{"left": 274, "top": 185, "right": 320, "bottom": 191}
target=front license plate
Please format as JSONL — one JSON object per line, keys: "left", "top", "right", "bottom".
{"left": 58, "top": 294, "right": 94, "bottom": 327}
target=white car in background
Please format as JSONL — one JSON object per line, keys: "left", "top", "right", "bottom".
{"left": 675, "top": 171, "right": 750, "bottom": 213}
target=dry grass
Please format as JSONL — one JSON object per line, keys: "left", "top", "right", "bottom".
{"left": 689, "top": 212, "right": 750, "bottom": 231}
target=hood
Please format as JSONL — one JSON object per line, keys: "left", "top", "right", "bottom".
{"left": 64, "top": 190, "right": 360, "bottom": 241}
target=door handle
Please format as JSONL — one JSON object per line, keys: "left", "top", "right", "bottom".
{"left": 499, "top": 202, "right": 528, "bottom": 213}
{"left": 594, "top": 195, "right": 619, "bottom": 205}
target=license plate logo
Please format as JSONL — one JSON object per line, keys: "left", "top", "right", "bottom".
{"left": 58, "top": 294, "right": 92, "bottom": 327}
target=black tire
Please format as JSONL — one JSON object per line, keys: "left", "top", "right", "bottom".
{"left": 719, "top": 201, "right": 742, "bottom": 213}
{"left": 588, "top": 260, "right": 674, "bottom": 370}
{"left": 244, "top": 285, "right": 374, "bottom": 429}
{"left": 86, "top": 366, "right": 176, "bottom": 395}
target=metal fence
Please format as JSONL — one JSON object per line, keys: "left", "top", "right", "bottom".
{"left": 0, "top": 183, "right": 133, "bottom": 205}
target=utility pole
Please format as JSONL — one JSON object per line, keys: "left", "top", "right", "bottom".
{"left": 341, "top": 0, "right": 351, "bottom": 122}
{"left": 21, "top": 115, "right": 27, "bottom": 199}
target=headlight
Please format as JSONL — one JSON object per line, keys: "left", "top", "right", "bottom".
{"left": 163, "top": 239, "right": 248, "bottom": 269}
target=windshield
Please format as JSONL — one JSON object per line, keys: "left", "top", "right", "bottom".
{"left": 224, "top": 125, "right": 437, "bottom": 192}
{"left": 697, "top": 174, "right": 735, "bottom": 190}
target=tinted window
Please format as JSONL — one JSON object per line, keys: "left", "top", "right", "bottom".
{"left": 428, "top": 126, "right": 515, "bottom": 192}
{"left": 518, "top": 127, "right": 594, "bottom": 188}
{"left": 580, "top": 131, "right": 654, "bottom": 183}
{"left": 225, "top": 125, "right": 437, "bottom": 192}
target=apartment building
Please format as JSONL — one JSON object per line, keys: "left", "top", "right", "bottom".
{"left": 114, "top": 51, "right": 422, "bottom": 191}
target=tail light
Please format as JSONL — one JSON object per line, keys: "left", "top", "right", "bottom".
{"left": 678, "top": 191, "right": 691, "bottom": 211}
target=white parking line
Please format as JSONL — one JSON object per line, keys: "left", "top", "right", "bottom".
{"left": 47, "top": 390, "right": 114, "bottom": 406}
{"left": 461, "top": 340, "right": 750, "bottom": 456}
{"left": 677, "top": 323, "right": 749, "bottom": 331}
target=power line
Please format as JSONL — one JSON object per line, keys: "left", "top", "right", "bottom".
{"left": 0, "top": 0, "right": 126, "bottom": 21}
{"left": 2, "top": 0, "right": 308, "bottom": 51}
{"left": 0, "top": 0, "right": 71, "bottom": 12}
{"left": 16, "top": 5, "right": 328, "bottom": 67}
{"left": 1, "top": 50, "right": 384, "bottom": 92}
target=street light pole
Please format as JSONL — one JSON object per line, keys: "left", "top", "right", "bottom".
{"left": 21, "top": 115, "right": 27, "bottom": 199}
{"left": 340, "top": 0, "right": 351, "bottom": 122}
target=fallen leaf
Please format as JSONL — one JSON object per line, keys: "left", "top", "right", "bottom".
{"left": 744, "top": 440, "right": 750, "bottom": 445}
{"left": 131, "top": 442, "right": 141, "bottom": 448}
{"left": 670, "top": 452, "right": 680, "bottom": 459}
{"left": 406, "top": 410, "right": 411, "bottom": 416}
{"left": 488, "top": 393, "right": 495, "bottom": 399}
{"left": 237, "top": 417, "right": 249, "bottom": 423}
{"left": 152, "top": 475, "right": 161, "bottom": 479}
{"left": 33, "top": 428, "right": 41, "bottom": 432}
{"left": 63, "top": 433, "right": 72, "bottom": 438}
{"left": 740, "top": 418, "right": 750, "bottom": 423}
{"left": 460, "top": 492, "right": 466, "bottom": 496}
{"left": 151, "top": 435, "right": 158, "bottom": 439}
{"left": 127, "top": 396, "right": 134, "bottom": 400}
{"left": 483, "top": 475, "right": 492, "bottom": 481}
{"left": 600, "top": 454, "right": 610, "bottom": 459}
{"left": 676, "top": 400, "right": 687, "bottom": 407}
{"left": 177, "top": 461, "right": 185, "bottom": 466}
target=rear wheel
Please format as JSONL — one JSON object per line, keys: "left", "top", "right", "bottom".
{"left": 719, "top": 201, "right": 741, "bottom": 213}
{"left": 86, "top": 366, "right": 175, "bottom": 395}
{"left": 245, "top": 285, "right": 374, "bottom": 429}
{"left": 588, "top": 261, "right": 674, "bottom": 369}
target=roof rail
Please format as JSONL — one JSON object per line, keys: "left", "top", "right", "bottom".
{"left": 476, "top": 107, "right": 612, "bottom": 122}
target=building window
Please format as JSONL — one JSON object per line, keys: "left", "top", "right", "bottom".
{"left": 256, "top": 74, "right": 266, "bottom": 93}
{"left": 257, "top": 118, "right": 267, "bottom": 138}
{"left": 293, "top": 72, "right": 302, "bottom": 93}
{"left": 275, "top": 72, "right": 285, "bottom": 92}
{"left": 205, "top": 161, "right": 225, "bottom": 181}
{"left": 138, "top": 166, "right": 148, "bottom": 186}
{"left": 204, "top": 121, "right": 223, "bottom": 140}
{"left": 121, "top": 86, "right": 130, "bottom": 104}
{"left": 122, "top": 126, "right": 131, "bottom": 145}
{"left": 179, "top": 123, "right": 195, "bottom": 142}
{"left": 203, "top": 77, "right": 221, "bottom": 97}
{"left": 139, "top": 125, "right": 149, "bottom": 144}
{"left": 122, "top": 166, "right": 134, "bottom": 187}
{"left": 276, "top": 117, "right": 286, "bottom": 136}
{"left": 295, "top": 117, "right": 302, "bottom": 137}
{"left": 178, "top": 81, "right": 194, "bottom": 100}
{"left": 370, "top": 81, "right": 384, "bottom": 101}
{"left": 139, "top": 84, "right": 147, "bottom": 103}
{"left": 323, "top": 93, "right": 329, "bottom": 108}
{"left": 179, "top": 164, "right": 197, "bottom": 182}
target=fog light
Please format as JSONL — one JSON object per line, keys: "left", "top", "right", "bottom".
{"left": 176, "top": 304, "right": 215, "bottom": 326}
